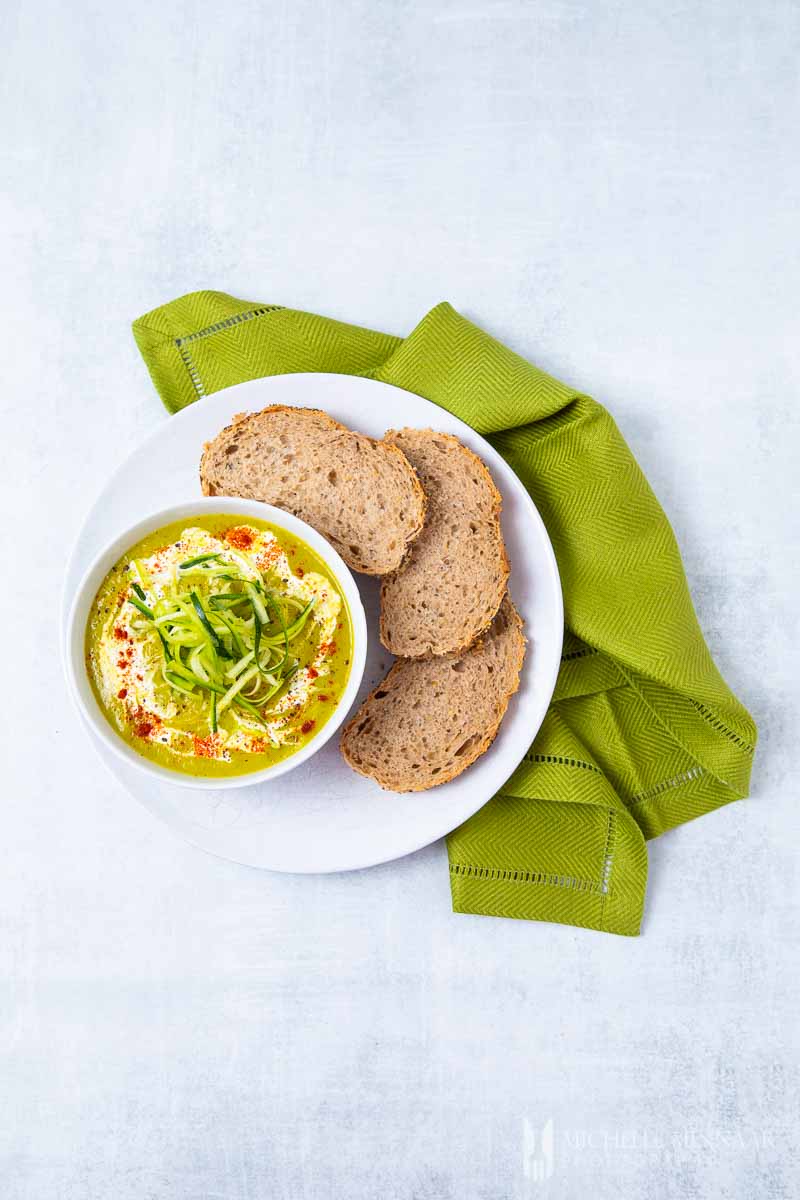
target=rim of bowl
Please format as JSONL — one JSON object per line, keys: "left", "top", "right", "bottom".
{"left": 63, "top": 497, "right": 368, "bottom": 790}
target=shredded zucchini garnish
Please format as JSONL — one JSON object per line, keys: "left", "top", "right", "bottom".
{"left": 126, "top": 555, "right": 315, "bottom": 733}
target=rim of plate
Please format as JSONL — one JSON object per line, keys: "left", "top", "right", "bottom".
{"left": 61, "top": 373, "right": 563, "bottom": 872}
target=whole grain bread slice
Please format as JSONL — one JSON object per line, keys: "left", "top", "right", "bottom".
{"left": 199, "top": 406, "right": 426, "bottom": 575}
{"left": 379, "top": 429, "right": 509, "bottom": 657}
{"left": 341, "top": 596, "right": 525, "bottom": 792}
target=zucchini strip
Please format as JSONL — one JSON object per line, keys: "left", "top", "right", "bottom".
{"left": 225, "top": 650, "right": 255, "bottom": 682}
{"left": 179, "top": 552, "right": 221, "bottom": 570}
{"left": 190, "top": 591, "right": 232, "bottom": 660}
{"left": 128, "top": 594, "right": 154, "bottom": 620}
{"left": 218, "top": 664, "right": 260, "bottom": 715}
{"left": 261, "top": 599, "right": 315, "bottom": 645}
{"left": 232, "top": 695, "right": 268, "bottom": 727}
{"left": 164, "top": 670, "right": 196, "bottom": 696}
{"left": 215, "top": 609, "right": 246, "bottom": 657}
{"left": 244, "top": 581, "right": 269, "bottom": 624}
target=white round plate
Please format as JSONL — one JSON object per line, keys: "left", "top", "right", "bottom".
{"left": 63, "top": 374, "right": 563, "bottom": 873}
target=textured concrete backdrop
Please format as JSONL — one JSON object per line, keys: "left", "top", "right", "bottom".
{"left": 3, "top": 1, "right": 798, "bottom": 1196}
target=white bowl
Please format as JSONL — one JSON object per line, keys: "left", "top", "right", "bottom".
{"left": 64, "top": 497, "right": 368, "bottom": 790}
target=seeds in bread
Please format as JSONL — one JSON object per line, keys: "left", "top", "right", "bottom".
{"left": 199, "top": 406, "right": 426, "bottom": 576}
{"left": 379, "top": 429, "right": 509, "bottom": 657}
{"left": 341, "top": 596, "right": 525, "bottom": 792}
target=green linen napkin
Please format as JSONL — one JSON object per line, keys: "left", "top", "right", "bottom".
{"left": 133, "top": 292, "right": 757, "bottom": 936}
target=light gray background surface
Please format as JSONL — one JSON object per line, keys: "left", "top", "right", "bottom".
{"left": 3, "top": 2, "right": 798, "bottom": 1197}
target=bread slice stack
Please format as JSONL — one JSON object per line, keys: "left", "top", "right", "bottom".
{"left": 199, "top": 407, "right": 524, "bottom": 791}
{"left": 343, "top": 428, "right": 523, "bottom": 790}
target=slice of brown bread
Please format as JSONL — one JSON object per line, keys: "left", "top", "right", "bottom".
{"left": 341, "top": 596, "right": 525, "bottom": 792}
{"left": 379, "top": 429, "right": 509, "bottom": 657}
{"left": 199, "top": 406, "right": 426, "bottom": 575}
